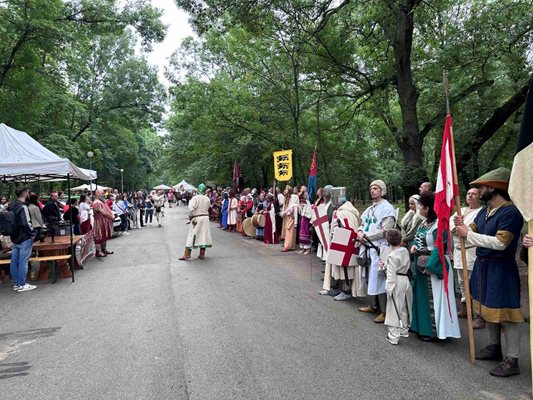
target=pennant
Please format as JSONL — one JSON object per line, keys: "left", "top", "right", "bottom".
{"left": 434, "top": 114, "right": 459, "bottom": 316}
{"left": 307, "top": 149, "right": 317, "bottom": 203}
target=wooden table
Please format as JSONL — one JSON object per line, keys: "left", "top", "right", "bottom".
{"left": 35, "top": 235, "right": 83, "bottom": 281}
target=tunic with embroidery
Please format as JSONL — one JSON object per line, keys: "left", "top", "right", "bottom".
{"left": 358, "top": 199, "right": 396, "bottom": 295}
{"left": 469, "top": 204, "right": 524, "bottom": 323}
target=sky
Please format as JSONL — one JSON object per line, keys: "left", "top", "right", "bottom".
{"left": 146, "top": 0, "right": 195, "bottom": 86}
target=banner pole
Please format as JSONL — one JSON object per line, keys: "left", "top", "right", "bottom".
{"left": 444, "top": 70, "right": 476, "bottom": 365}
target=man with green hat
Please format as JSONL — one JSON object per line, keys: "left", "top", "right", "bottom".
{"left": 454, "top": 167, "right": 524, "bottom": 377}
{"left": 179, "top": 183, "right": 213, "bottom": 260}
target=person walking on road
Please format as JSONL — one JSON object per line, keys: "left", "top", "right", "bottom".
{"left": 179, "top": 183, "right": 213, "bottom": 261}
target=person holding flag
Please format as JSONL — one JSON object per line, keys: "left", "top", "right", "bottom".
{"left": 454, "top": 168, "right": 524, "bottom": 377}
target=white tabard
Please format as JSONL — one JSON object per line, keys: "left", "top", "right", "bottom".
{"left": 358, "top": 199, "right": 396, "bottom": 295}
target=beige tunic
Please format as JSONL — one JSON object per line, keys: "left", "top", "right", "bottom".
{"left": 384, "top": 247, "right": 412, "bottom": 328}
{"left": 450, "top": 207, "right": 482, "bottom": 271}
{"left": 185, "top": 195, "right": 213, "bottom": 248}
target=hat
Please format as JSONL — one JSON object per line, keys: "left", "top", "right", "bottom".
{"left": 370, "top": 180, "right": 387, "bottom": 196}
{"left": 470, "top": 167, "right": 510, "bottom": 191}
{"left": 198, "top": 183, "right": 207, "bottom": 194}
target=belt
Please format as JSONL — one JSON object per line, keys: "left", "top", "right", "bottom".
{"left": 191, "top": 214, "right": 209, "bottom": 219}
{"left": 396, "top": 272, "right": 410, "bottom": 276}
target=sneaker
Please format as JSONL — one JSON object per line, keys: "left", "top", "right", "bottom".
{"left": 400, "top": 329, "right": 409, "bottom": 338}
{"left": 334, "top": 292, "right": 352, "bottom": 301}
{"left": 13, "top": 285, "right": 21, "bottom": 291}
{"left": 17, "top": 283, "right": 37, "bottom": 292}
{"left": 318, "top": 289, "right": 330, "bottom": 295}
{"left": 327, "top": 288, "right": 341, "bottom": 296}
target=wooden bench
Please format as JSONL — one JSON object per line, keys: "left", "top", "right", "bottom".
{"left": 0, "top": 255, "right": 71, "bottom": 284}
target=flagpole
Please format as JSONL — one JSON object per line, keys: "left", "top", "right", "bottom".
{"left": 444, "top": 70, "right": 476, "bottom": 365}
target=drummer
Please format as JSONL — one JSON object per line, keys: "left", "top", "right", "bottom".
{"left": 254, "top": 191, "right": 268, "bottom": 241}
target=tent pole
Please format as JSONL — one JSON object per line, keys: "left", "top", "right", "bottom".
{"left": 68, "top": 174, "right": 75, "bottom": 283}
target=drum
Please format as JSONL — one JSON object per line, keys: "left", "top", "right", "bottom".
{"left": 251, "top": 214, "right": 265, "bottom": 228}
{"left": 243, "top": 218, "right": 255, "bottom": 237}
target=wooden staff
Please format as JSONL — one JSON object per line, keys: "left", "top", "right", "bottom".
{"left": 444, "top": 70, "right": 476, "bottom": 365}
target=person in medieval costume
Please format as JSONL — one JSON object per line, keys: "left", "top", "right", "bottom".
{"left": 357, "top": 180, "right": 397, "bottom": 324}
{"left": 153, "top": 190, "right": 166, "bottom": 227}
{"left": 92, "top": 189, "right": 115, "bottom": 258}
{"left": 298, "top": 185, "right": 313, "bottom": 254}
{"left": 322, "top": 188, "right": 363, "bottom": 301}
{"left": 316, "top": 185, "right": 334, "bottom": 261}
{"left": 263, "top": 192, "right": 279, "bottom": 244}
{"left": 450, "top": 187, "right": 484, "bottom": 328}
{"left": 227, "top": 190, "right": 238, "bottom": 232}
{"left": 281, "top": 187, "right": 299, "bottom": 252}
{"left": 275, "top": 187, "right": 285, "bottom": 239}
{"left": 410, "top": 191, "right": 460, "bottom": 341}
{"left": 383, "top": 229, "right": 412, "bottom": 345}
{"left": 179, "top": 183, "right": 213, "bottom": 261}
{"left": 255, "top": 191, "right": 267, "bottom": 240}
{"left": 220, "top": 191, "right": 229, "bottom": 230}
{"left": 454, "top": 168, "right": 524, "bottom": 377}
{"left": 400, "top": 195, "right": 424, "bottom": 245}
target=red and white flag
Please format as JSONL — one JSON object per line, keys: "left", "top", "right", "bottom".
{"left": 434, "top": 114, "right": 459, "bottom": 315}
{"left": 311, "top": 203, "right": 330, "bottom": 252}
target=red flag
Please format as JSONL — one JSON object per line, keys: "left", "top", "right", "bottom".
{"left": 434, "top": 115, "right": 459, "bottom": 316}
{"left": 233, "top": 160, "right": 240, "bottom": 193}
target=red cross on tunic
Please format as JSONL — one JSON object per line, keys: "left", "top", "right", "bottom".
{"left": 312, "top": 206, "right": 329, "bottom": 252}
{"left": 329, "top": 217, "right": 358, "bottom": 267}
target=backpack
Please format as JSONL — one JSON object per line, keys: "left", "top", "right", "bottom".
{"left": 0, "top": 210, "right": 19, "bottom": 236}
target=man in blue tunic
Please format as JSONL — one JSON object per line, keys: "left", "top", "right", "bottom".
{"left": 454, "top": 167, "right": 524, "bottom": 378}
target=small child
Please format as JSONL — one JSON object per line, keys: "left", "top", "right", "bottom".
{"left": 383, "top": 229, "right": 412, "bottom": 345}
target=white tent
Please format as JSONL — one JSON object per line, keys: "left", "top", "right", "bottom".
{"left": 173, "top": 180, "right": 196, "bottom": 192}
{"left": 70, "top": 183, "right": 112, "bottom": 191}
{"left": 0, "top": 123, "right": 96, "bottom": 182}
{"left": 153, "top": 184, "right": 172, "bottom": 190}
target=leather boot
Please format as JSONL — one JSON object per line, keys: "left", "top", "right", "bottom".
{"left": 179, "top": 247, "right": 192, "bottom": 261}
{"left": 198, "top": 248, "right": 206, "bottom": 260}
{"left": 472, "top": 316, "right": 486, "bottom": 329}
{"left": 489, "top": 357, "right": 520, "bottom": 377}
{"left": 476, "top": 344, "right": 503, "bottom": 361}
{"left": 457, "top": 302, "right": 467, "bottom": 318}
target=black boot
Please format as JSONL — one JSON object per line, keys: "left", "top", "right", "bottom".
{"left": 475, "top": 344, "right": 503, "bottom": 361}
{"left": 489, "top": 357, "right": 520, "bottom": 377}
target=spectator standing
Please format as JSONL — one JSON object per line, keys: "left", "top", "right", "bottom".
{"left": 79, "top": 194, "right": 91, "bottom": 234}
{"left": 8, "top": 187, "right": 36, "bottom": 292}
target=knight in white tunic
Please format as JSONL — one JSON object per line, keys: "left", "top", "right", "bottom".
{"left": 357, "top": 180, "right": 397, "bottom": 323}
{"left": 178, "top": 183, "right": 213, "bottom": 261}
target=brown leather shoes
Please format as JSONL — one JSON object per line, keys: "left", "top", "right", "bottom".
{"left": 358, "top": 305, "right": 379, "bottom": 314}
{"left": 374, "top": 313, "right": 385, "bottom": 323}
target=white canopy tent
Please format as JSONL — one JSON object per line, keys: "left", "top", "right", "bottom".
{"left": 0, "top": 123, "right": 98, "bottom": 283}
{"left": 0, "top": 123, "right": 96, "bottom": 182}
{"left": 153, "top": 184, "right": 172, "bottom": 190}
{"left": 173, "top": 180, "right": 196, "bottom": 192}
{"left": 70, "top": 183, "right": 111, "bottom": 192}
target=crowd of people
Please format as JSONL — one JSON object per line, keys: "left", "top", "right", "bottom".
{"left": 0, "top": 186, "right": 183, "bottom": 291}
{"left": 1, "top": 170, "right": 532, "bottom": 378}
{"left": 195, "top": 170, "right": 531, "bottom": 378}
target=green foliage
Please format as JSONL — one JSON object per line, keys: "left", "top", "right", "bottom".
{"left": 165, "top": 0, "right": 532, "bottom": 199}
{"left": 0, "top": 0, "right": 166, "bottom": 190}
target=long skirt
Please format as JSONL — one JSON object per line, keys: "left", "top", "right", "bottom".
{"left": 93, "top": 215, "right": 112, "bottom": 245}
{"left": 299, "top": 216, "right": 311, "bottom": 249}
{"left": 264, "top": 214, "right": 279, "bottom": 244}
{"left": 221, "top": 209, "right": 228, "bottom": 229}
{"left": 186, "top": 216, "right": 213, "bottom": 248}
{"left": 283, "top": 216, "right": 297, "bottom": 250}
{"left": 80, "top": 219, "right": 91, "bottom": 235}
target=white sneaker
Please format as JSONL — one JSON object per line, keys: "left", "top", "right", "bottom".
{"left": 386, "top": 335, "right": 398, "bottom": 345}
{"left": 17, "top": 283, "right": 37, "bottom": 292}
{"left": 333, "top": 292, "right": 352, "bottom": 301}
{"left": 124, "top": 232, "right": 130, "bottom": 235}
{"left": 13, "top": 285, "right": 21, "bottom": 291}
{"left": 318, "top": 289, "right": 329, "bottom": 295}
{"left": 400, "top": 329, "right": 409, "bottom": 338}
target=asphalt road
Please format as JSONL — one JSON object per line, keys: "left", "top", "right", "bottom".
{"left": 0, "top": 205, "right": 531, "bottom": 399}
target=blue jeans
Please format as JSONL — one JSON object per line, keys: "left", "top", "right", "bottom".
{"left": 10, "top": 238, "right": 33, "bottom": 286}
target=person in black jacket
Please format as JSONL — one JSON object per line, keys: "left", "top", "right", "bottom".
{"left": 42, "top": 191, "right": 61, "bottom": 225}
{"left": 8, "top": 187, "right": 36, "bottom": 292}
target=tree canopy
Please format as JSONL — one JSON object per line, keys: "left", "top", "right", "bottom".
{"left": 165, "top": 0, "right": 532, "bottom": 200}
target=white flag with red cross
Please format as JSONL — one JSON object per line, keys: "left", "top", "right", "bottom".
{"left": 311, "top": 204, "right": 330, "bottom": 252}
{"left": 326, "top": 226, "right": 358, "bottom": 267}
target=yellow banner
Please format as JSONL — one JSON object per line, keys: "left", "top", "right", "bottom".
{"left": 273, "top": 149, "right": 293, "bottom": 181}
